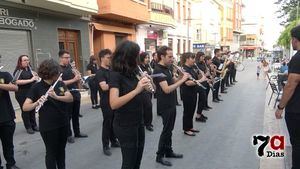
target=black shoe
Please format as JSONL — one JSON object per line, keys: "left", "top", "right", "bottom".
{"left": 156, "top": 156, "right": 172, "bottom": 166}
{"left": 195, "top": 116, "right": 206, "bottom": 122}
{"left": 165, "top": 152, "right": 183, "bottom": 158}
{"left": 32, "top": 126, "right": 39, "bottom": 132}
{"left": 103, "top": 147, "right": 112, "bottom": 156}
{"left": 96, "top": 105, "right": 101, "bottom": 109}
{"left": 184, "top": 131, "right": 196, "bottom": 136}
{"left": 26, "top": 128, "right": 35, "bottom": 134}
{"left": 111, "top": 141, "right": 120, "bottom": 148}
{"left": 221, "top": 91, "right": 227, "bottom": 94}
{"left": 233, "top": 80, "right": 238, "bottom": 82}
{"left": 75, "top": 133, "right": 88, "bottom": 138}
{"left": 8, "top": 165, "right": 20, "bottom": 169}
{"left": 217, "top": 98, "right": 223, "bottom": 101}
{"left": 206, "top": 106, "right": 212, "bottom": 109}
{"left": 202, "top": 115, "right": 208, "bottom": 120}
{"left": 212, "top": 99, "right": 219, "bottom": 103}
{"left": 146, "top": 125, "right": 154, "bottom": 131}
{"left": 79, "top": 114, "right": 83, "bottom": 118}
{"left": 67, "top": 136, "right": 75, "bottom": 143}
{"left": 92, "top": 105, "right": 97, "bottom": 109}
{"left": 176, "top": 103, "right": 182, "bottom": 106}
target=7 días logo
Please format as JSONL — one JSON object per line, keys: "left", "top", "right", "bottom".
{"left": 252, "top": 135, "right": 285, "bottom": 158}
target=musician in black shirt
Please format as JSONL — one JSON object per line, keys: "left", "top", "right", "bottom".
{"left": 95, "top": 49, "right": 119, "bottom": 156}
{"left": 86, "top": 56, "right": 99, "bottom": 109}
{"left": 275, "top": 25, "right": 300, "bottom": 169}
{"left": 23, "top": 59, "right": 73, "bottom": 169}
{"left": 181, "top": 52, "right": 206, "bottom": 136}
{"left": 212, "top": 49, "right": 223, "bottom": 102}
{"left": 109, "top": 41, "right": 151, "bottom": 169}
{"left": 59, "top": 50, "right": 88, "bottom": 144}
{"left": 0, "top": 66, "right": 20, "bottom": 169}
{"left": 14, "top": 55, "right": 39, "bottom": 134}
{"left": 139, "top": 52, "right": 154, "bottom": 131}
{"left": 153, "top": 46, "right": 189, "bottom": 166}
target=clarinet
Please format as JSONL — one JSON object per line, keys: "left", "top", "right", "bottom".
{"left": 35, "top": 73, "right": 63, "bottom": 112}
{"left": 194, "top": 63, "right": 214, "bottom": 91}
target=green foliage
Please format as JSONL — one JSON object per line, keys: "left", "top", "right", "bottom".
{"left": 275, "top": 0, "right": 299, "bottom": 25}
{"left": 278, "top": 20, "right": 300, "bottom": 49}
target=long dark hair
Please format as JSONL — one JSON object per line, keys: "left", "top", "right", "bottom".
{"left": 139, "top": 52, "right": 149, "bottom": 64}
{"left": 15, "top": 55, "right": 29, "bottom": 71}
{"left": 111, "top": 40, "right": 140, "bottom": 75}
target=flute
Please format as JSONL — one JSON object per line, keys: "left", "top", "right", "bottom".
{"left": 35, "top": 73, "right": 63, "bottom": 112}
{"left": 29, "top": 66, "right": 41, "bottom": 82}
{"left": 137, "top": 65, "right": 155, "bottom": 93}
{"left": 172, "top": 64, "right": 207, "bottom": 90}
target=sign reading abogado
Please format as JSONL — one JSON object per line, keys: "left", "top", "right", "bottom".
{"left": 0, "top": 7, "right": 35, "bottom": 28}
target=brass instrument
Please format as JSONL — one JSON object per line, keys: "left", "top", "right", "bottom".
{"left": 12, "top": 69, "right": 23, "bottom": 84}
{"left": 220, "top": 58, "right": 228, "bottom": 79}
{"left": 137, "top": 65, "right": 155, "bottom": 93}
{"left": 70, "top": 63, "right": 87, "bottom": 90}
{"left": 172, "top": 63, "right": 207, "bottom": 90}
{"left": 35, "top": 73, "right": 63, "bottom": 112}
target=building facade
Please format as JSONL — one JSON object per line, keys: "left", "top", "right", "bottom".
{"left": 0, "top": 0, "right": 97, "bottom": 73}
{"left": 91, "top": 0, "right": 150, "bottom": 56}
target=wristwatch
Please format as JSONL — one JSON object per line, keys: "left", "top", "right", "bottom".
{"left": 277, "top": 105, "right": 284, "bottom": 110}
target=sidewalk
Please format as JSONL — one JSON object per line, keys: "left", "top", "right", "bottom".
{"left": 259, "top": 81, "right": 292, "bottom": 169}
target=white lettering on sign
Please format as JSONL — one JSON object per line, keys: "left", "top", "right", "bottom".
{"left": 0, "top": 8, "right": 35, "bottom": 28}
{"left": 0, "top": 8, "right": 9, "bottom": 16}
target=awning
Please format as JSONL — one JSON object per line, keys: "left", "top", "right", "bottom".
{"left": 92, "top": 22, "right": 135, "bottom": 35}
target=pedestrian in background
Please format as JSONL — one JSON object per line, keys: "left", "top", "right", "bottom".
{"left": 86, "top": 55, "right": 99, "bottom": 109}
{"left": 256, "top": 64, "right": 261, "bottom": 80}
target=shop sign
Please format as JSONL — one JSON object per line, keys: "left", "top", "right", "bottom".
{"left": 0, "top": 7, "right": 35, "bottom": 29}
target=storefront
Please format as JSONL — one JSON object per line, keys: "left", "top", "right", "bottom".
{"left": 0, "top": 2, "right": 90, "bottom": 74}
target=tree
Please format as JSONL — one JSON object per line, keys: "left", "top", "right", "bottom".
{"left": 275, "top": 0, "right": 299, "bottom": 25}
{"left": 278, "top": 20, "right": 300, "bottom": 49}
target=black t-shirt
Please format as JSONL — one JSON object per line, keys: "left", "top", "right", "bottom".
{"left": 196, "top": 62, "right": 207, "bottom": 73}
{"left": 109, "top": 71, "right": 144, "bottom": 126}
{"left": 140, "top": 64, "right": 152, "bottom": 75}
{"left": 0, "top": 72, "right": 15, "bottom": 124}
{"left": 26, "top": 80, "right": 69, "bottom": 132}
{"left": 181, "top": 65, "right": 197, "bottom": 95}
{"left": 286, "top": 51, "right": 300, "bottom": 114}
{"left": 86, "top": 63, "right": 98, "bottom": 82}
{"left": 212, "top": 57, "right": 221, "bottom": 76}
{"left": 153, "top": 64, "right": 176, "bottom": 110}
{"left": 14, "top": 68, "right": 35, "bottom": 92}
{"left": 95, "top": 66, "right": 111, "bottom": 109}
{"left": 60, "top": 65, "right": 81, "bottom": 100}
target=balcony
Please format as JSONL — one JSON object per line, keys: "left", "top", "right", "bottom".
{"left": 96, "top": 0, "right": 150, "bottom": 24}
{"left": 149, "top": 1, "right": 175, "bottom": 28}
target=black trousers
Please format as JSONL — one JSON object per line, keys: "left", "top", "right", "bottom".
{"left": 205, "top": 84, "right": 210, "bottom": 107}
{"left": 143, "top": 93, "right": 153, "bottom": 127}
{"left": 114, "top": 123, "right": 145, "bottom": 169}
{"left": 229, "top": 70, "right": 234, "bottom": 84}
{"left": 0, "top": 121, "right": 16, "bottom": 169}
{"left": 157, "top": 107, "right": 176, "bottom": 156}
{"left": 102, "top": 107, "right": 117, "bottom": 148}
{"left": 197, "top": 88, "right": 207, "bottom": 114}
{"left": 40, "top": 125, "right": 68, "bottom": 169}
{"left": 213, "top": 80, "right": 220, "bottom": 100}
{"left": 285, "top": 113, "right": 300, "bottom": 169}
{"left": 232, "top": 68, "right": 237, "bottom": 81}
{"left": 221, "top": 73, "right": 229, "bottom": 91}
{"left": 68, "top": 100, "right": 81, "bottom": 136}
{"left": 88, "top": 80, "right": 98, "bottom": 106}
{"left": 182, "top": 93, "right": 197, "bottom": 131}
{"left": 15, "top": 92, "right": 37, "bottom": 130}
{"left": 225, "top": 72, "right": 230, "bottom": 86}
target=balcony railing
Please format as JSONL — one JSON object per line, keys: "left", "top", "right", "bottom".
{"left": 151, "top": 2, "right": 174, "bottom": 17}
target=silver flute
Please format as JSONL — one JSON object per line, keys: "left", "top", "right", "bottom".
{"left": 137, "top": 65, "right": 155, "bottom": 93}
{"left": 29, "top": 66, "right": 41, "bottom": 82}
{"left": 35, "top": 73, "right": 63, "bottom": 112}
{"left": 172, "top": 63, "right": 207, "bottom": 90}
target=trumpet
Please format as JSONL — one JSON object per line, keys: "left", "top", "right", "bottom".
{"left": 172, "top": 63, "right": 207, "bottom": 90}
{"left": 137, "top": 65, "right": 155, "bottom": 93}
{"left": 71, "top": 64, "right": 85, "bottom": 85}
{"left": 12, "top": 69, "right": 23, "bottom": 84}
{"left": 35, "top": 73, "right": 63, "bottom": 112}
